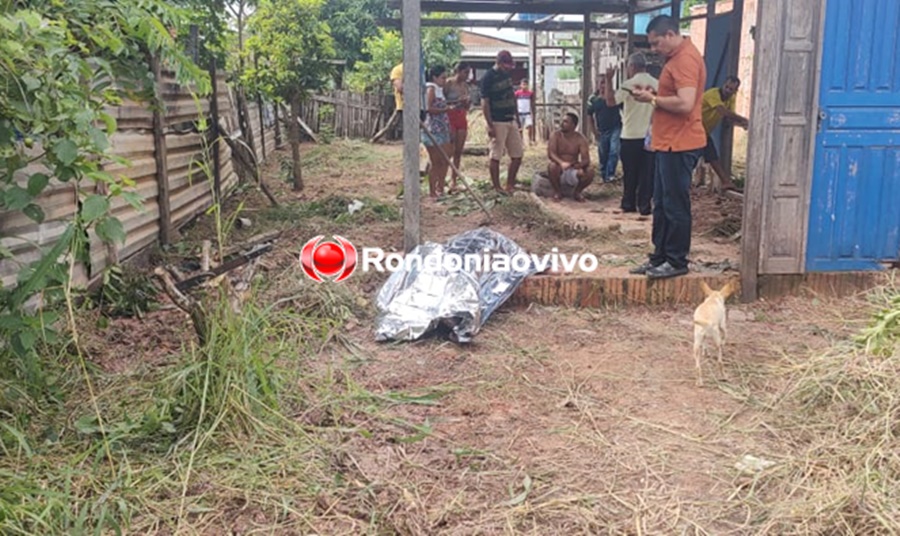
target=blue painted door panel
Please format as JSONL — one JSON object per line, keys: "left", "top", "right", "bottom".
{"left": 806, "top": 0, "right": 900, "bottom": 271}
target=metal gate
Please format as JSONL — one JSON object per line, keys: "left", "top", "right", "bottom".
{"left": 806, "top": 0, "right": 900, "bottom": 271}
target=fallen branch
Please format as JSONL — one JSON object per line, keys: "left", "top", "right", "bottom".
{"left": 154, "top": 267, "right": 208, "bottom": 345}
{"left": 175, "top": 242, "right": 274, "bottom": 292}
{"left": 278, "top": 102, "right": 320, "bottom": 144}
{"left": 369, "top": 110, "right": 384, "bottom": 139}
{"left": 222, "top": 230, "right": 282, "bottom": 259}
{"left": 371, "top": 109, "right": 399, "bottom": 143}
{"left": 217, "top": 119, "right": 279, "bottom": 207}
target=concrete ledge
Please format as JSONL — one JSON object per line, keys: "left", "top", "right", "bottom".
{"left": 510, "top": 271, "right": 887, "bottom": 308}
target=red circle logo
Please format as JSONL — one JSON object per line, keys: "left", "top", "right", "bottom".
{"left": 312, "top": 243, "right": 345, "bottom": 275}
{"left": 300, "top": 235, "right": 358, "bottom": 282}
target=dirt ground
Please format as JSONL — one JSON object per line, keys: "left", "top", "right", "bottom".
{"left": 260, "top": 139, "right": 742, "bottom": 276}
{"left": 111, "top": 139, "right": 882, "bottom": 534}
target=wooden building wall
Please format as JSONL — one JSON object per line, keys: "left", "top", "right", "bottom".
{"left": 740, "top": 0, "right": 826, "bottom": 300}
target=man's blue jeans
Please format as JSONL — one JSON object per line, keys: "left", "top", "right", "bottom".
{"left": 650, "top": 149, "right": 702, "bottom": 270}
{"left": 598, "top": 126, "right": 621, "bottom": 182}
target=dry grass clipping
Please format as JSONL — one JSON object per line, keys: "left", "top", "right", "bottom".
{"left": 495, "top": 194, "right": 600, "bottom": 241}
{"left": 748, "top": 284, "right": 900, "bottom": 534}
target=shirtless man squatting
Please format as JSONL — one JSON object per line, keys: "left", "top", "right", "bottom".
{"left": 547, "top": 112, "right": 595, "bottom": 202}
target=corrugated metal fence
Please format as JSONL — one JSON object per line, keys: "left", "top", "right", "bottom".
{"left": 0, "top": 70, "right": 278, "bottom": 291}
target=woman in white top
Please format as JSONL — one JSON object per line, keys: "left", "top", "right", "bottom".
{"left": 422, "top": 65, "right": 452, "bottom": 199}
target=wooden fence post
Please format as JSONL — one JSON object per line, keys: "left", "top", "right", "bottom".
{"left": 258, "top": 98, "right": 267, "bottom": 161}
{"left": 345, "top": 91, "right": 352, "bottom": 138}
{"left": 334, "top": 91, "right": 339, "bottom": 137}
{"left": 254, "top": 55, "right": 267, "bottom": 161}
{"left": 209, "top": 58, "right": 222, "bottom": 202}
{"left": 273, "top": 102, "right": 283, "bottom": 148}
{"left": 150, "top": 55, "right": 172, "bottom": 245}
{"left": 237, "top": 88, "right": 258, "bottom": 164}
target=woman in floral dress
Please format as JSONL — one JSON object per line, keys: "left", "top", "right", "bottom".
{"left": 422, "top": 65, "right": 452, "bottom": 199}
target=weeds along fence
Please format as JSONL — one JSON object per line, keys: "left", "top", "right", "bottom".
{"left": 0, "top": 69, "right": 279, "bottom": 292}
{"left": 298, "top": 90, "right": 388, "bottom": 140}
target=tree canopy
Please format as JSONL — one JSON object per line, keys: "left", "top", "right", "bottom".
{"left": 242, "top": 0, "right": 336, "bottom": 103}
{"left": 345, "top": 15, "right": 463, "bottom": 93}
{"left": 322, "top": 0, "right": 391, "bottom": 70}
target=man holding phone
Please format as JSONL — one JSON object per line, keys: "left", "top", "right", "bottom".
{"left": 629, "top": 15, "right": 706, "bottom": 280}
{"left": 605, "top": 52, "right": 658, "bottom": 216}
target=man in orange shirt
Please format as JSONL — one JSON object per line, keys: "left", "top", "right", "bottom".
{"left": 629, "top": 15, "right": 706, "bottom": 279}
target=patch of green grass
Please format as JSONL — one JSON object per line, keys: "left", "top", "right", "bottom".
{"left": 259, "top": 195, "right": 399, "bottom": 228}
{"left": 0, "top": 279, "right": 363, "bottom": 534}
{"left": 304, "top": 139, "right": 381, "bottom": 169}
{"left": 857, "top": 284, "right": 900, "bottom": 355}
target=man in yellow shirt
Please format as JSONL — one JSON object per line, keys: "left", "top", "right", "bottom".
{"left": 390, "top": 63, "right": 403, "bottom": 110}
{"left": 371, "top": 63, "right": 404, "bottom": 143}
{"left": 700, "top": 76, "right": 748, "bottom": 191}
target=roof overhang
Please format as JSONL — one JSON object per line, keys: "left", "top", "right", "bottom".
{"left": 385, "top": 1, "right": 666, "bottom": 15}
{"left": 379, "top": 18, "right": 628, "bottom": 31}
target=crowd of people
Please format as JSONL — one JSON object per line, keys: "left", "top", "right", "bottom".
{"left": 389, "top": 50, "right": 532, "bottom": 199}
{"left": 388, "top": 15, "right": 749, "bottom": 279}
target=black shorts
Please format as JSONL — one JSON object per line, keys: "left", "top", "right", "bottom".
{"left": 703, "top": 135, "right": 719, "bottom": 163}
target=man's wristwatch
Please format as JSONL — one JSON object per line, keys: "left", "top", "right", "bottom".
{"left": 651, "top": 96, "right": 658, "bottom": 108}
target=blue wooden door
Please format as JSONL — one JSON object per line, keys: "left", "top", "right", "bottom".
{"left": 806, "top": 0, "right": 900, "bottom": 271}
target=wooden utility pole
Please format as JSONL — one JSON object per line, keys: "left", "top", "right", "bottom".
{"left": 254, "top": 55, "right": 267, "bottom": 162}
{"left": 401, "top": 0, "right": 421, "bottom": 252}
{"left": 530, "top": 29, "right": 538, "bottom": 139}
{"left": 581, "top": 11, "right": 593, "bottom": 136}
{"left": 627, "top": 0, "right": 636, "bottom": 54}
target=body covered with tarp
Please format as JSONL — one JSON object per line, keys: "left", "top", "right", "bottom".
{"left": 375, "top": 228, "right": 537, "bottom": 343}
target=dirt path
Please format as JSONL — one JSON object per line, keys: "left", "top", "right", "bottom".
{"left": 324, "top": 295, "right": 858, "bottom": 534}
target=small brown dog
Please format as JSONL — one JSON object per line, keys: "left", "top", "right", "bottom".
{"left": 693, "top": 281, "right": 736, "bottom": 386}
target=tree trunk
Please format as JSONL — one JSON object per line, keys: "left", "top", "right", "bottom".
{"left": 290, "top": 95, "right": 303, "bottom": 191}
